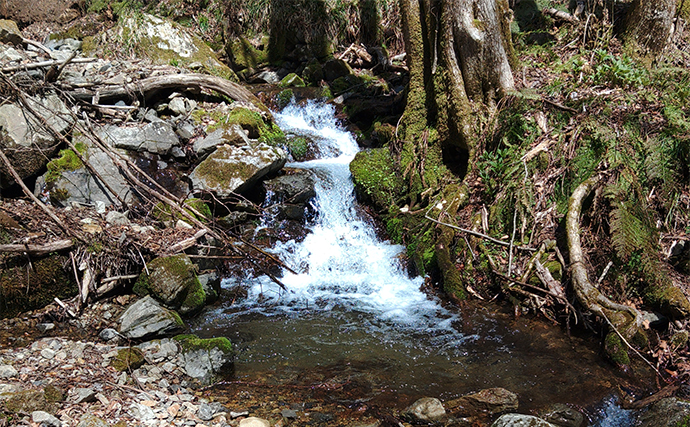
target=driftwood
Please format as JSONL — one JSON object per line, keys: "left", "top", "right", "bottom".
{"left": 1, "top": 57, "right": 96, "bottom": 73}
{"left": 166, "top": 229, "right": 208, "bottom": 254}
{"left": 0, "top": 239, "right": 73, "bottom": 255}
{"left": 543, "top": 8, "right": 579, "bottom": 24}
{"left": 66, "top": 73, "right": 270, "bottom": 115}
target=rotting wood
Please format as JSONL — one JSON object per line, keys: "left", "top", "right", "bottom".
{"left": 166, "top": 229, "right": 208, "bottom": 254}
{"left": 534, "top": 259, "right": 565, "bottom": 299}
{"left": 0, "top": 239, "right": 73, "bottom": 255}
{"left": 543, "top": 8, "right": 579, "bottom": 24}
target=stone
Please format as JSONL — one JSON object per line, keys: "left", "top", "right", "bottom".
{"left": 0, "top": 45, "right": 24, "bottom": 62}
{"left": 119, "top": 296, "right": 185, "bottom": 340}
{"left": 176, "top": 121, "right": 196, "bottom": 140}
{"left": 105, "top": 211, "right": 129, "bottom": 226}
{"left": 263, "top": 169, "right": 316, "bottom": 205}
{"left": 37, "top": 137, "right": 135, "bottom": 208}
{"left": 98, "top": 328, "right": 119, "bottom": 341}
{"left": 168, "top": 97, "right": 187, "bottom": 116}
{"left": 280, "top": 73, "right": 306, "bottom": 88}
{"left": 76, "top": 414, "right": 109, "bottom": 427}
{"left": 129, "top": 402, "right": 156, "bottom": 421}
{"left": 403, "top": 397, "right": 446, "bottom": 423}
{"left": 253, "top": 70, "right": 280, "bottom": 84}
{"left": 239, "top": 417, "right": 271, "bottom": 427}
{"left": 491, "top": 414, "right": 558, "bottom": 427}
{"left": 175, "top": 335, "right": 233, "bottom": 385}
{"left": 323, "top": 58, "right": 353, "bottom": 81}
{"left": 32, "top": 411, "right": 61, "bottom": 427}
{"left": 638, "top": 397, "right": 690, "bottom": 427}
{"left": 41, "top": 348, "right": 56, "bottom": 360}
{"left": 99, "top": 122, "right": 179, "bottom": 155}
{"left": 197, "top": 272, "right": 221, "bottom": 305}
{"left": 37, "top": 323, "right": 55, "bottom": 333}
{"left": 189, "top": 143, "right": 287, "bottom": 199}
{"left": 0, "top": 20, "right": 22, "bottom": 45}
{"left": 0, "top": 94, "right": 74, "bottom": 189}
{"left": 281, "top": 409, "right": 298, "bottom": 419}
{"left": 133, "top": 254, "right": 206, "bottom": 316}
{"left": 447, "top": 387, "right": 519, "bottom": 416}
{"left": 538, "top": 404, "right": 584, "bottom": 427}
{"left": 0, "top": 364, "right": 18, "bottom": 379}
{"left": 193, "top": 126, "right": 250, "bottom": 160}
{"left": 71, "top": 388, "right": 97, "bottom": 403}
{"left": 198, "top": 402, "right": 226, "bottom": 421}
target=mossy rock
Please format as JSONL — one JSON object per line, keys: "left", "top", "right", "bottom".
{"left": 133, "top": 254, "right": 206, "bottom": 316}
{"left": 43, "top": 384, "right": 64, "bottom": 403}
{"left": 302, "top": 62, "right": 324, "bottom": 85}
{"left": 350, "top": 147, "right": 405, "bottom": 210}
{"left": 223, "top": 108, "right": 285, "bottom": 146}
{"left": 152, "top": 198, "right": 211, "bottom": 224}
{"left": 0, "top": 255, "right": 77, "bottom": 319}
{"left": 286, "top": 136, "right": 308, "bottom": 161}
{"left": 276, "top": 89, "right": 294, "bottom": 110}
{"left": 280, "top": 73, "right": 306, "bottom": 88}
{"left": 111, "top": 347, "right": 146, "bottom": 372}
{"left": 45, "top": 142, "right": 87, "bottom": 184}
{"left": 174, "top": 334, "right": 233, "bottom": 354}
{"left": 227, "top": 37, "right": 268, "bottom": 71}
{"left": 4, "top": 390, "right": 56, "bottom": 415}
{"left": 604, "top": 331, "right": 630, "bottom": 369}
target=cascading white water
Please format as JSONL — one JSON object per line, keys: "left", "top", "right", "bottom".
{"left": 238, "top": 100, "right": 459, "bottom": 333}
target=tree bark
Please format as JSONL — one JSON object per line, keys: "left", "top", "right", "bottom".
{"left": 624, "top": 0, "right": 676, "bottom": 54}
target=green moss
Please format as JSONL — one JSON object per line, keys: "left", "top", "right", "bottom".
{"left": 350, "top": 148, "right": 404, "bottom": 210}
{"left": 228, "top": 37, "right": 268, "bottom": 70}
{"left": 134, "top": 254, "right": 205, "bottom": 314}
{"left": 276, "top": 89, "right": 294, "bottom": 109}
{"left": 111, "top": 348, "right": 145, "bottom": 372}
{"left": 4, "top": 390, "right": 56, "bottom": 415}
{"left": 645, "top": 285, "right": 690, "bottom": 319}
{"left": 174, "top": 334, "right": 233, "bottom": 354}
{"left": 224, "top": 108, "right": 285, "bottom": 145}
{"left": 287, "top": 136, "right": 308, "bottom": 161}
{"left": 43, "top": 385, "right": 64, "bottom": 403}
{"left": 279, "top": 73, "right": 306, "bottom": 88}
{"left": 604, "top": 331, "right": 630, "bottom": 368}
{"left": 437, "top": 228, "right": 466, "bottom": 300}
{"left": 671, "top": 331, "right": 689, "bottom": 349}
{"left": 45, "top": 142, "right": 87, "bottom": 184}
{"left": 674, "top": 415, "right": 690, "bottom": 427}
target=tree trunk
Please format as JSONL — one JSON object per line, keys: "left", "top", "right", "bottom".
{"left": 624, "top": 0, "right": 676, "bottom": 54}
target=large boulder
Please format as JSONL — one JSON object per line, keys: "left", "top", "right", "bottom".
{"left": 99, "top": 122, "right": 180, "bottom": 156}
{"left": 193, "top": 125, "right": 250, "bottom": 160}
{"left": 0, "top": 20, "right": 22, "bottom": 45}
{"left": 174, "top": 334, "right": 233, "bottom": 385}
{"left": 491, "top": 414, "right": 558, "bottom": 427}
{"left": 36, "top": 136, "right": 134, "bottom": 208}
{"left": 87, "top": 12, "right": 236, "bottom": 80}
{"left": 189, "top": 142, "right": 287, "bottom": 199}
{"left": 133, "top": 254, "right": 206, "bottom": 316}
{"left": 0, "top": 94, "right": 74, "bottom": 189}
{"left": 262, "top": 169, "right": 316, "bottom": 220}
{"left": 119, "top": 296, "right": 185, "bottom": 340}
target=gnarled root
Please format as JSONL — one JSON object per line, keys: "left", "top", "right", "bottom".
{"left": 566, "top": 175, "right": 646, "bottom": 367}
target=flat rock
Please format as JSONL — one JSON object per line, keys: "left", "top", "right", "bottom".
{"left": 119, "top": 296, "right": 185, "bottom": 340}
{"left": 447, "top": 387, "right": 519, "bottom": 416}
{"left": 189, "top": 142, "right": 287, "bottom": 199}
{"left": 99, "top": 122, "right": 179, "bottom": 155}
{"left": 32, "top": 411, "right": 62, "bottom": 427}
{"left": 193, "top": 125, "right": 250, "bottom": 160}
{"left": 71, "top": 387, "right": 97, "bottom": 404}
{"left": 128, "top": 402, "right": 156, "bottom": 421}
{"left": 0, "top": 365, "right": 18, "bottom": 379}
{"left": 263, "top": 169, "right": 316, "bottom": 204}
{"left": 239, "top": 417, "right": 271, "bottom": 427}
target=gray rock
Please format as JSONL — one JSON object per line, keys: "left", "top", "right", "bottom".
{"left": 143, "top": 108, "right": 163, "bottom": 123}
{"left": 168, "top": 97, "right": 187, "bottom": 116}
{"left": 105, "top": 211, "right": 129, "bottom": 226}
{"left": 638, "top": 397, "right": 690, "bottom": 427}
{"left": 218, "top": 211, "right": 249, "bottom": 228}
{"left": 403, "top": 397, "right": 446, "bottom": 423}
{"left": 491, "top": 414, "right": 558, "bottom": 427}
{"left": 539, "top": 403, "right": 584, "bottom": 427}
{"left": 0, "top": 45, "right": 24, "bottom": 62}
{"left": 198, "top": 402, "right": 227, "bottom": 421}
{"left": 0, "top": 20, "right": 22, "bottom": 45}
{"left": 32, "top": 411, "right": 62, "bottom": 427}
{"left": 176, "top": 121, "right": 196, "bottom": 140}
{"left": 281, "top": 409, "right": 298, "bottom": 419}
{"left": 128, "top": 402, "right": 156, "bottom": 421}
{"left": 99, "top": 122, "right": 179, "bottom": 155}
{"left": 37, "top": 137, "right": 135, "bottom": 208}
{"left": 263, "top": 169, "right": 316, "bottom": 204}
{"left": 0, "top": 94, "right": 74, "bottom": 188}
{"left": 0, "top": 364, "right": 18, "bottom": 379}
{"left": 197, "top": 272, "right": 221, "bottom": 305}
{"left": 193, "top": 125, "right": 250, "bottom": 160}
{"left": 189, "top": 143, "right": 287, "bottom": 199}
{"left": 177, "top": 335, "right": 233, "bottom": 385}
{"left": 41, "top": 348, "right": 56, "bottom": 360}
{"left": 76, "top": 414, "right": 108, "bottom": 427}
{"left": 135, "top": 254, "right": 206, "bottom": 315}
{"left": 98, "top": 328, "right": 119, "bottom": 341}
{"left": 119, "top": 296, "right": 185, "bottom": 340}
{"left": 71, "top": 387, "right": 97, "bottom": 404}
{"left": 37, "top": 323, "right": 55, "bottom": 333}
{"left": 239, "top": 417, "right": 271, "bottom": 427}
{"left": 254, "top": 70, "right": 280, "bottom": 84}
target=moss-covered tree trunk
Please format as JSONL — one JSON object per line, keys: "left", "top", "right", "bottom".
{"left": 624, "top": 0, "right": 676, "bottom": 54}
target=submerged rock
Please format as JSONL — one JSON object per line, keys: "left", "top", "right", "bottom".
{"left": 491, "top": 414, "right": 558, "bottom": 427}
{"left": 189, "top": 142, "right": 287, "bottom": 199}
{"left": 638, "top": 397, "right": 690, "bottom": 427}
{"left": 119, "top": 296, "right": 185, "bottom": 340}
{"left": 538, "top": 403, "right": 584, "bottom": 427}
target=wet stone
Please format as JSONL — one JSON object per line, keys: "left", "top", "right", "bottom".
{"left": 491, "top": 414, "right": 558, "bottom": 427}
{"left": 539, "top": 403, "right": 584, "bottom": 427}
{"left": 403, "top": 397, "right": 446, "bottom": 423}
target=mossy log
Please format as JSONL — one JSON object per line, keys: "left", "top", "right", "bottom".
{"left": 566, "top": 175, "right": 645, "bottom": 365}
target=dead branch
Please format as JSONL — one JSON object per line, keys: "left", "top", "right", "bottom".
{"left": 534, "top": 259, "right": 566, "bottom": 299}
{"left": 493, "top": 269, "right": 576, "bottom": 313}
{"left": 543, "top": 8, "right": 579, "bottom": 24}
{"left": 1, "top": 57, "right": 96, "bottom": 73}
{"left": 425, "top": 214, "right": 536, "bottom": 252}
{"left": 166, "top": 229, "right": 208, "bottom": 254}
{"left": 0, "top": 239, "right": 73, "bottom": 255}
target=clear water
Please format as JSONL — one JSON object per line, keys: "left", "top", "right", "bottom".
{"left": 193, "top": 100, "right": 649, "bottom": 421}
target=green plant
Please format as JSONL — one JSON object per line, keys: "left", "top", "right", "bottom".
{"left": 592, "top": 50, "right": 649, "bottom": 88}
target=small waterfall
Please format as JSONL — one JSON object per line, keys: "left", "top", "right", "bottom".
{"left": 237, "top": 100, "right": 460, "bottom": 336}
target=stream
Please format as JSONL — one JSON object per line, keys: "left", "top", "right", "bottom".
{"left": 192, "top": 100, "right": 651, "bottom": 425}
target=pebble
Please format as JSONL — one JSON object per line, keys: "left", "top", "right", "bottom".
{"left": 32, "top": 411, "right": 62, "bottom": 427}
{"left": 41, "top": 348, "right": 56, "bottom": 360}
{"left": 37, "top": 323, "right": 55, "bottom": 333}
{"left": 0, "top": 364, "right": 18, "bottom": 379}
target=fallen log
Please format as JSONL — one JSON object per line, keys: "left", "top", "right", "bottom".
{"left": 0, "top": 239, "right": 73, "bottom": 255}
{"left": 66, "top": 73, "right": 270, "bottom": 116}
